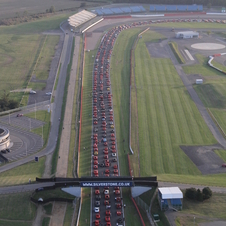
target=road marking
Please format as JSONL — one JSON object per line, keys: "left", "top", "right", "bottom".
{"left": 184, "top": 49, "right": 194, "bottom": 61}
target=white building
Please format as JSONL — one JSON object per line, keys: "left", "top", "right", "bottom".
{"left": 176, "top": 31, "right": 199, "bottom": 39}
{"left": 0, "top": 127, "right": 10, "bottom": 151}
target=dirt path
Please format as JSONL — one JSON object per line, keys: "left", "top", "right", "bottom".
{"left": 56, "top": 35, "right": 80, "bottom": 177}
{"left": 32, "top": 205, "right": 44, "bottom": 226}
{"left": 49, "top": 202, "right": 67, "bottom": 226}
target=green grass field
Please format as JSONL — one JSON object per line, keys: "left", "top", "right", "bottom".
{"left": 114, "top": 29, "right": 226, "bottom": 187}
{"left": 133, "top": 30, "right": 216, "bottom": 177}
{"left": 184, "top": 54, "right": 226, "bottom": 150}
{"left": 0, "top": 12, "right": 72, "bottom": 105}
{"left": 0, "top": 192, "right": 36, "bottom": 221}
{"left": 63, "top": 203, "right": 74, "bottom": 226}
{"left": 0, "top": 157, "right": 45, "bottom": 186}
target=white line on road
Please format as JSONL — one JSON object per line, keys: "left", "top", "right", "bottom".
{"left": 184, "top": 49, "right": 194, "bottom": 61}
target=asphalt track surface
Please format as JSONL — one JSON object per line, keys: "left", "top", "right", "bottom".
{"left": 91, "top": 26, "right": 129, "bottom": 226}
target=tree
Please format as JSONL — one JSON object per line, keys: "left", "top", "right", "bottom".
{"left": 202, "top": 187, "right": 212, "bottom": 200}
{"left": 196, "top": 189, "right": 203, "bottom": 201}
{"left": 49, "top": 6, "right": 55, "bottom": 13}
{"left": 185, "top": 188, "right": 197, "bottom": 200}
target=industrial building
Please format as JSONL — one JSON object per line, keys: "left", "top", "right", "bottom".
{"left": 158, "top": 187, "right": 183, "bottom": 211}
{"left": 176, "top": 31, "right": 199, "bottom": 39}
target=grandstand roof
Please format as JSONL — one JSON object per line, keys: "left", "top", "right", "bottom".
{"left": 158, "top": 187, "right": 183, "bottom": 199}
{"left": 68, "top": 10, "right": 96, "bottom": 27}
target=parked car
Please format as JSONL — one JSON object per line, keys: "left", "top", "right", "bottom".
{"left": 16, "top": 114, "right": 23, "bottom": 117}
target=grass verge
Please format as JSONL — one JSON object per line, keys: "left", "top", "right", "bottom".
{"left": 51, "top": 37, "right": 75, "bottom": 175}
{"left": 32, "top": 187, "right": 75, "bottom": 200}
{"left": 0, "top": 192, "right": 36, "bottom": 220}
{"left": 43, "top": 203, "right": 53, "bottom": 215}
{"left": 67, "top": 36, "right": 82, "bottom": 178}
{"left": 78, "top": 46, "right": 96, "bottom": 225}
{"left": 168, "top": 41, "right": 185, "bottom": 64}
{"left": 63, "top": 203, "right": 74, "bottom": 226}
{"left": 42, "top": 217, "right": 50, "bottom": 226}
{"left": 0, "top": 157, "right": 45, "bottom": 186}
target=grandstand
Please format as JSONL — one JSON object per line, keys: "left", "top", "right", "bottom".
{"left": 150, "top": 4, "right": 203, "bottom": 12}
{"left": 68, "top": 10, "right": 96, "bottom": 28}
{"left": 93, "top": 6, "right": 146, "bottom": 16}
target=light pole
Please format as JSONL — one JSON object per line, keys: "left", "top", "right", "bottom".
{"left": 35, "top": 100, "right": 36, "bottom": 120}
{"left": 42, "top": 125, "right": 43, "bottom": 147}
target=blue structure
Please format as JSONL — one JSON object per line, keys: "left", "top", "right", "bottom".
{"left": 150, "top": 4, "right": 203, "bottom": 12}
{"left": 158, "top": 187, "right": 183, "bottom": 211}
{"left": 93, "top": 5, "right": 146, "bottom": 16}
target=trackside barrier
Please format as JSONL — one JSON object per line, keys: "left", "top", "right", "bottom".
{"left": 75, "top": 33, "right": 86, "bottom": 226}
{"left": 208, "top": 53, "right": 226, "bottom": 74}
{"left": 131, "top": 197, "right": 146, "bottom": 226}
{"left": 81, "top": 18, "right": 104, "bottom": 33}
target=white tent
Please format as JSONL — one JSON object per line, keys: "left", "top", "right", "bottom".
{"left": 158, "top": 187, "right": 183, "bottom": 199}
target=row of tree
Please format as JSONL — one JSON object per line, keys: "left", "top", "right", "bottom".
{"left": 86, "top": 0, "right": 226, "bottom": 7}
{"left": 185, "top": 187, "right": 212, "bottom": 202}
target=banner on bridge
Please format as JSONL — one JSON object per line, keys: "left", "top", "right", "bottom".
{"left": 80, "top": 181, "right": 134, "bottom": 187}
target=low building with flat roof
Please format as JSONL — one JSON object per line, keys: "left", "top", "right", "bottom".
{"left": 158, "top": 187, "right": 183, "bottom": 211}
{"left": 176, "top": 31, "right": 199, "bottom": 39}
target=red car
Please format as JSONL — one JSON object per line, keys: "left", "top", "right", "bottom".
{"left": 112, "top": 142, "right": 115, "bottom": 145}
{"left": 95, "top": 190, "right": 100, "bottom": 195}
{"left": 111, "top": 133, "right": 115, "bottom": 137}
{"left": 115, "top": 197, "right": 121, "bottom": 202}
{"left": 116, "top": 204, "right": 121, "bottom": 209}
{"left": 111, "top": 137, "right": 115, "bottom": 141}
{"left": 116, "top": 211, "right": 121, "bottom": 216}
{"left": 105, "top": 159, "right": 109, "bottom": 163}
{"left": 96, "top": 214, "right": 100, "bottom": 219}
{"left": 104, "top": 155, "right": 108, "bottom": 159}
{"left": 106, "top": 210, "right": 111, "bottom": 216}
{"left": 94, "top": 170, "right": 98, "bottom": 175}
{"left": 93, "top": 165, "right": 98, "bottom": 169}
{"left": 105, "top": 216, "right": 110, "bottom": 222}
{"left": 114, "top": 190, "right": 120, "bottom": 195}
{"left": 105, "top": 222, "right": 111, "bottom": 226}
{"left": 105, "top": 163, "right": 110, "bottom": 167}
{"left": 111, "top": 149, "right": 116, "bottom": 153}
{"left": 104, "top": 147, "right": 108, "bottom": 151}
{"left": 105, "top": 169, "right": 110, "bottom": 174}
{"left": 94, "top": 220, "right": 100, "bottom": 226}
{"left": 103, "top": 150, "right": 108, "bottom": 154}
{"left": 113, "top": 165, "right": 118, "bottom": 169}
{"left": 93, "top": 156, "right": 98, "bottom": 160}
{"left": 114, "top": 169, "right": 118, "bottom": 173}
{"left": 94, "top": 160, "right": 98, "bottom": 165}
{"left": 105, "top": 194, "right": 110, "bottom": 199}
